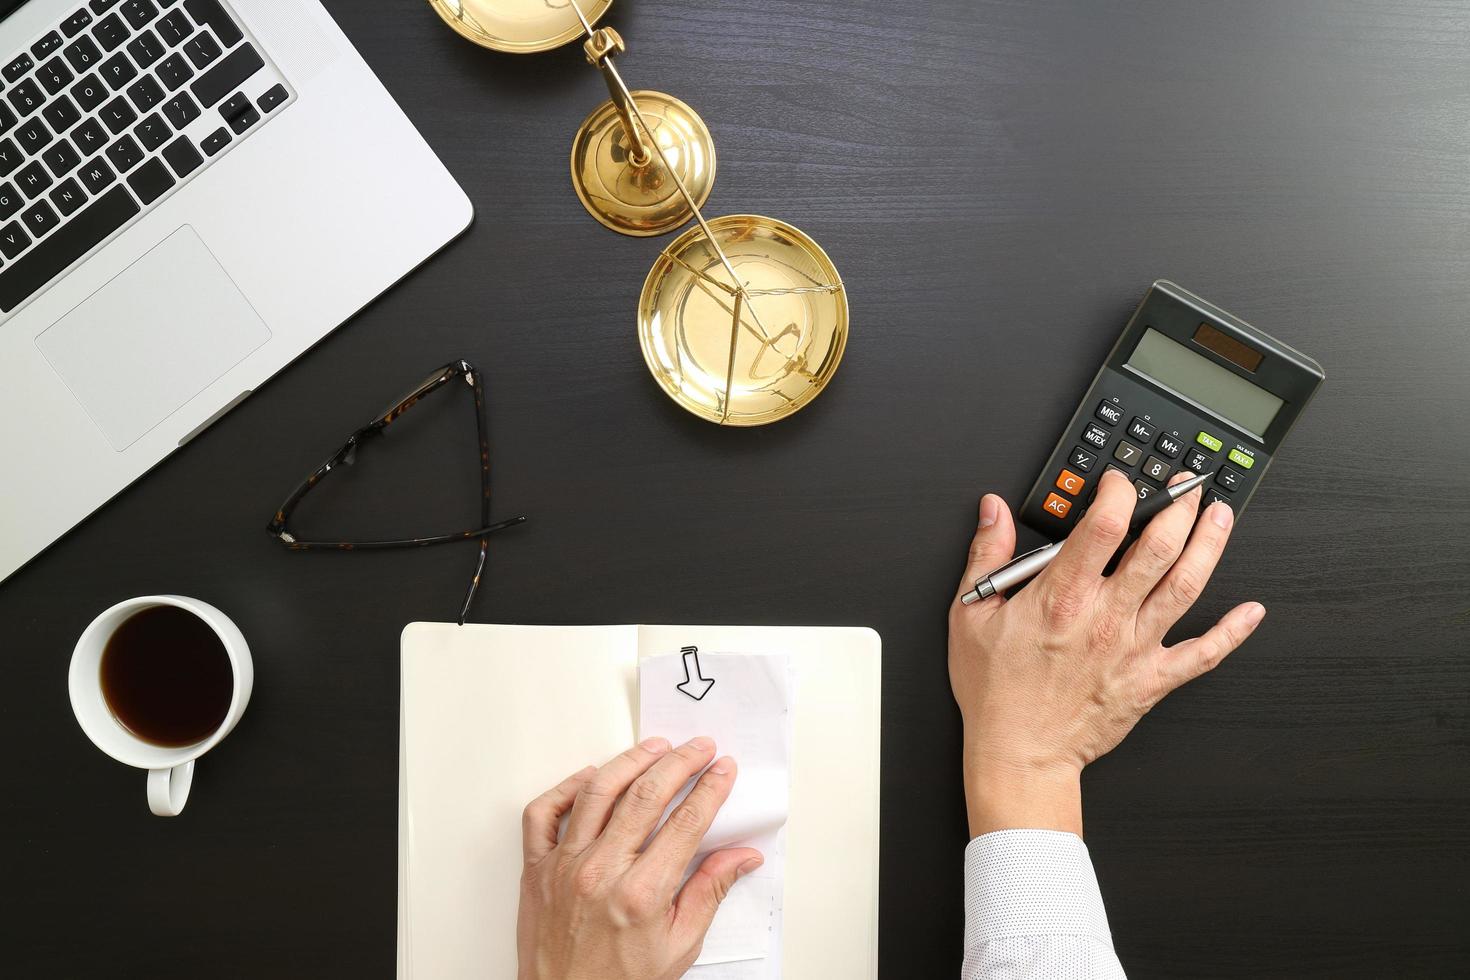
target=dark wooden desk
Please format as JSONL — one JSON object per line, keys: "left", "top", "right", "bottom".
{"left": 5, "top": 1, "right": 1468, "bottom": 976}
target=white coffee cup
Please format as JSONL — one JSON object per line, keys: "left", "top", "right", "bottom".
{"left": 68, "top": 595, "right": 253, "bottom": 817}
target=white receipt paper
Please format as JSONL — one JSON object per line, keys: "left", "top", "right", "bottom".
{"left": 638, "top": 650, "right": 793, "bottom": 980}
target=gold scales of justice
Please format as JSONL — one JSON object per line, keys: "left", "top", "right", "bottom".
{"left": 426, "top": 0, "right": 849, "bottom": 425}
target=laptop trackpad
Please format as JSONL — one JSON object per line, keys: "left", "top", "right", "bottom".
{"left": 37, "top": 226, "right": 271, "bottom": 451}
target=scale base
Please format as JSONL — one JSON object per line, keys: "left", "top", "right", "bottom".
{"left": 570, "top": 90, "right": 717, "bottom": 237}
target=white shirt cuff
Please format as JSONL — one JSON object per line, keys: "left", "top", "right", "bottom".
{"left": 964, "top": 829, "right": 1115, "bottom": 950}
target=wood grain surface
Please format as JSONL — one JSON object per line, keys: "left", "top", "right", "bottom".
{"left": 3, "top": 1, "right": 1468, "bottom": 976}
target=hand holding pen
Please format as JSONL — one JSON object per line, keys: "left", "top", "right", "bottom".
{"left": 960, "top": 469, "right": 1214, "bottom": 605}
{"left": 948, "top": 467, "right": 1266, "bottom": 837}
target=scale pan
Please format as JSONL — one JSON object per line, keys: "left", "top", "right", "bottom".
{"left": 638, "top": 215, "right": 848, "bottom": 426}
{"left": 427, "top": 0, "right": 613, "bottom": 54}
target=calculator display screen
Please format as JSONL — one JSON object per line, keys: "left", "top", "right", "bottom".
{"left": 1125, "top": 328, "right": 1284, "bottom": 438}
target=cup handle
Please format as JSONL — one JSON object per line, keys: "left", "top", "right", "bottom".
{"left": 147, "top": 760, "right": 194, "bottom": 816}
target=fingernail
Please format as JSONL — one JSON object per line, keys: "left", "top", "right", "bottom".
{"left": 1210, "top": 502, "right": 1234, "bottom": 529}
{"left": 1105, "top": 468, "right": 1127, "bottom": 484}
{"left": 979, "top": 494, "right": 999, "bottom": 529}
{"left": 640, "top": 737, "right": 670, "bottom": 754}
{"left": 708, "top": 755, "right": 735, "bottom": 776}
{"left": 737, "top": 857, "right": 764, "bottom": 877}
{"left": 1245, "top": 602, "right": 1266, "bottom": 626}
{"left": 686, "top": 736, "right": 714, "bottom": 751}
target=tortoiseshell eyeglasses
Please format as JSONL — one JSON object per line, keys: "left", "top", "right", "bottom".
{"left": 266, "top": 359, "right": 526, "bottom": 624}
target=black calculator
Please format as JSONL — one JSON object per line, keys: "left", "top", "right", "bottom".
{"left": 1020, "top": 281, "right": 1324, "bottom": 539}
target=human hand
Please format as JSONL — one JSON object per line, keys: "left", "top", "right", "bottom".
{"left": 516, "top": 737, "right": 764, "bottom": 980}
{"left": 949, "top": 469, "right": 1266, "bottom": 837}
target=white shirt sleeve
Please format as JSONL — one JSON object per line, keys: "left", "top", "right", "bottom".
{"left": 961, "top": 830, "right": 1126, "bottom": 980}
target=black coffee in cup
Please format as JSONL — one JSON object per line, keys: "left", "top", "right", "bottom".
{"left": 99, "top": 605, "right": 234, "bottom": 748}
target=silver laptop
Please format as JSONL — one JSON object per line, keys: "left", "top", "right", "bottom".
{"left": 0, "top": 0, "right": 473, "bottom": 582}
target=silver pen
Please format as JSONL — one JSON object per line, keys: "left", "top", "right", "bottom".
{"left": 959, "top": 471, "right": 1215, "bottom": 605}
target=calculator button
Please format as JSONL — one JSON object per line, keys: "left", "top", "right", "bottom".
{"left": 1055, "top": 469, "right": 1086, "bottom": 496}
{"left": 1112, "top": 440, "right": 1142, "bottom": 467}
{"left": 1068, "top": 446, "right": 1096, "bottom": 472}
{"left": 1140, "top": 456, "right": 1171, "bottom": 484}
{"left": 1094, "top": 401, "right": 1123, "bottom": 426}
{"left": 1216, "top": 467, "right": 1243, "bottom": 493}
{"left": 1042, "top": 492, "right": 1073, "bottom": 519}
{"left": 1204, "top": 490, "right": 1233, "bottom": 511}
{"left": 1127, "top": 417, "right": 1155, "bottom": 442}
{"left": 1081, "top": 424, "right": 1110, "bottom": 450}
{"left": 1227, "top": 447, "right": 1256, "bottom": 469}
{"left": 1134, "top": 479, "right": 1160, "bottom": 501}
{"left": 1155, "top": 433, "right": 1183, "bottom": 459}
{"left": 1088, "top": 466, "right": 1128, "bottom": 505}
{"left": 1196, "top": 430, "right": 1223, "bottom": 452}
{"left": 1183, "top": 449, "right": 1212, "bottom": 474}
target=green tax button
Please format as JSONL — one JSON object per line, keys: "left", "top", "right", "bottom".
{"left": 1196, "top": 431, "right": 1223, "bottom": 452}
{"left": 1228, "top": 448, "right": 1255, "bottom": 469}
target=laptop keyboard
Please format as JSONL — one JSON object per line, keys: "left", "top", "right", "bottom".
{"left": 0, "top": 0, "right": 293, "bottom": 315}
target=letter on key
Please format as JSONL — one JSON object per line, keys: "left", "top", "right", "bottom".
{"left": 1042, "top": 492, "right": 1073, "bottom": 519}
{"left": 1054, "top": 469, "right": 1085, "bottom": 496}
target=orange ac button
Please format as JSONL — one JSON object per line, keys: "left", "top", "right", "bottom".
{"left": 1055, "top": 469, "right": 1086, "bottom": 496}
{"left": 1042, "top": 492, "right": 1073, "bottom": 519}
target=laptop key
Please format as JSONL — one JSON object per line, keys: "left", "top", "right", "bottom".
{"left": 228, "top": 104, "right": 257, "bottom": 134}
{"left": 72, "top": 116, "right": 109, "bottom": 154}
{"left": 134, "top": 111, "right": 169, "bottom": 150}
{"left": 38, "top": 57, "right": 75, "bottom": 95}
{"left": 0, "top": 138, "right": 20, "bottom": 176}
{"left": 42, "top": 139, "right": 82, "bottom": 177}
{"left": 17, "top": 160, "right": 52, "bottom": 198}
{"left": 183, "top": 0, "right": 241, "bottom": 47}
{"left": 23, "top": 199, "right": 60, "bottom": 238}
{"left": 16, "top": 118, "right": 53, "bottom": 155}
{"left": 157, "top": 10, "right": 191, "bottom": 46}
{"left": 122, "top": 0, "right": 159, "bottom": 30}
{"left": 50, "top": 177, "right": 87, "bottom": 216}
{"left": 128, "top": 74, "right": 164, "bottom": 111}
{"left": 220, "top": 90, "right": 247, "bottom": 119}
{"left": 65, "top": 35, "right": 102, "bottom": 73}
{"left": 8, "top": 79, "right": 45, "bottom": 117}
{"left": 93, "top": 13, "right": 130, "bottom": 52}
{"left": 128, "top": 29, "right": 165, "bottom": 68}
{"left": 63, "top": 9, "right": 96, "bottom": 38}
{"left": 101, "top": 52, "right": 137, "bottom": 89}
{"left": 155, "top": 51, "right": 192, "bottom": 90}
{"left": 0, "top": 102, "right": 17, "bottom": 136}
{"left": 183, "top": 31, "right": 220, "bottom": 69}
{"left": 42, "top": 94, "right": 81, "bottom": 134}
{"left": 90, "top": 0, "right": 123, "bottom": 12}
{"left": 200, "top": 125, "right": 228, "bottom": 155}
{"left": 0, "top": 181, "right": 21, "bottom": 218}
{"left": 72, "top": 73, "right": 107, "bottom": 111}
{"left": 105, "top": 133, "right": 143, "bottom": 172}
{"left": 161, "top": 133, "right": 200, "bottom": 176}
{"left": 190, "top": 43, "right": 259, "bottom": 107}
{"left": 0, "top": 185, "right": 139, "bottom": 311}
{"left": 100, "top": 94, "right": 136, "bottom": 132}
{"left": 4, "top": 54, "right": 35, "bottom": 84}
{"left": 161, "top": 90, "right": 197, "bottom": 128}
{"left": 0, "top": 220, "right": 31, "bottom": 259}
{"left": 32, "top": 32, "right": 65, "bottom": 60}
{"left": 257, "top": 83, "right": 287, "bottom": 114}
{"left": 78, "top": 156, "right": 115, "bottom": 193}
{"left": 126, "top": 155, "right": 173, "bottom": 204}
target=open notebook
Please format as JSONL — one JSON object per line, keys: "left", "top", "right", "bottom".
{"left": 398, "top": 623, "right": 881, "bottom": 979}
